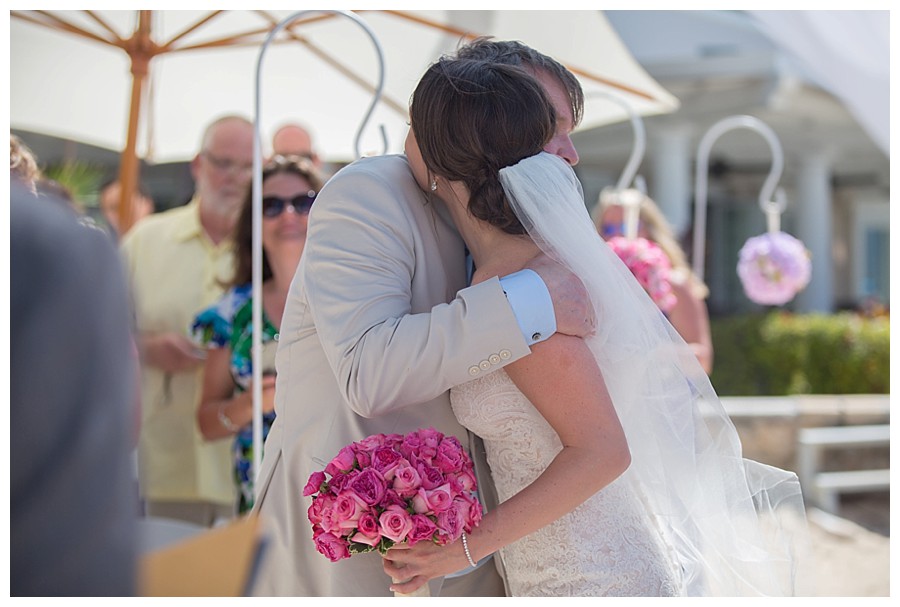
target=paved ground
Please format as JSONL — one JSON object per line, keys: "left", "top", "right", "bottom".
{"left": 800, "top": 494, "right": 890, "bottom": 597}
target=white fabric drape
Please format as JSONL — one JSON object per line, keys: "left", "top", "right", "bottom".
{"left": 747, "top": 10, "right": 889, "bottom": 156}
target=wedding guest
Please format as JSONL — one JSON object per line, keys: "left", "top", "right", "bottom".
{"left": 10, "top": 133, "right": 41, "bottom": 192}
{"left": 593, "top": 190, "right": 713, "bottom": 373}
{"left": 11, "top": 182, "right": 138, "bottom": 596}
{"left": 98, "top": 178, "right": 155, "bottom": 240}
{"left": 120, "top": 115, "right": 254, "bottom": 527}
{"left": 271, "top": 122, "right": 322, "bottom": 168}
{"left": 191, "top": 154, "right": 325, "bottom": 515}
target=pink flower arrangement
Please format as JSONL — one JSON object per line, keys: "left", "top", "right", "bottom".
{"left": 737, "top": 231, "right": 811, "bottom": 306}
{"left": 607, "top": 236, "right": 677, "bottom": 314}
{"left": 304, "top": 427, "right": 483, "bottom": 562}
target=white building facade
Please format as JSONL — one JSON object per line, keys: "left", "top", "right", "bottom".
{"left": 574, "top": 10, "right": 889, "bottom": 315}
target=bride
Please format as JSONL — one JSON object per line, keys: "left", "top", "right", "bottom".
{"left": 382, "top": 56, "right": 807, "bottom": 596}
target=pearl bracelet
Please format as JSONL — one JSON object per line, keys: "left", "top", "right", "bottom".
{"left": 461, "top": 531, "right": 477, "bottom": 568}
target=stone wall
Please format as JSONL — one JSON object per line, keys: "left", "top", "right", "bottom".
{"left": 721, "top": 395, "right": 890, "bottom": 473}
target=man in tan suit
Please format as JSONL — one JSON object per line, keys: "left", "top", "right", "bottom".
{"left": 251, "top": 40, "right": 589, "bottom": 596}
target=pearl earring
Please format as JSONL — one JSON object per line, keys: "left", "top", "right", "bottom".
{"left": 430, "top": 178, "right": 437, "bottom": 192}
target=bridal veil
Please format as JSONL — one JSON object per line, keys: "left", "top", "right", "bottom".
{"left": 499, "top": 152, "right": 810, "bottom": 597}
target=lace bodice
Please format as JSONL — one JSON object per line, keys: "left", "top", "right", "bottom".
{"left": 451, "top": 369, "right": 683, "bottom": 597}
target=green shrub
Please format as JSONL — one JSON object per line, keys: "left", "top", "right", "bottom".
{"left": 709, "top": 312, "right": 889, "bottom": 395}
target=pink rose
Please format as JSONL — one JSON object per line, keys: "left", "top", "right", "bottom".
{"left": 416, "top": 428, "right": 442, "bottom": 460}
{"left": 356, "top": 434, "right": 386, "bottom": 452}
{"left": 435, "top": 498, "right": 467, "bottom": 543}
{"left": 434, "top": 437, "right": 466, "bottom": 473}
{"left": 303, "top": 470, "right": 326, "bottom": 497}
{"left": 417, "top": 427, "right": 444, "bottom": 445}
{"left": 398, "top": 433, "right": 423, "bottom": 461}
{"left": 333, "top": 490, "right": 370, "bottom": 530}
{"left": 371, "top": 446, "right": 404, "bottom": 480}
{"left": 379, "top": 488, "right": 407, "bottom": 509}
{"left": 392, "top": 464, "right": 422, "bottom": 498}
{"left": 313, "top": 528, "right": 351, "bottom": 562}
{"left": 328, "top": 470, "right": 352, "bottom": 494}
{"left": 318, "top": 507, "right": 342, "bottom": 536}
{"left": 448, "top": 468, "right": 477, "bottom": 494}
{"left": 411, "top": 483, "right": 453, "bottom": 514}
{"left": 407, "top": 514, "right": 438, "bottom": 545}
{"left": 379, "top": 505, "right": 414, "bottom": 543}
{"left": 308, "top": 494, "right": 331, "bottom": 525}
{"left": 325, "top": 445, "right": 357, "bottom": 476}
{"left": 347, "top": 467, "right": 387, "bottom": 506}
{"left": 357, "top": 511, "right": 380, "bottom": 537}
{"left": 459, "top": 493, "right": 483, "bottom": 530}
{"left": 417, "top": 462, "right": 445, "bottom": 490}
{"left": 350, "top": 511, "right": 382, "bottom": 547}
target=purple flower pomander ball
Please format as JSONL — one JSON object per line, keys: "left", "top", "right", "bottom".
{"left": 737, "top": 231, "right": 811, "bottom": 305}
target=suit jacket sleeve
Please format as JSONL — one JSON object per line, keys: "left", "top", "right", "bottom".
{"left": 301, "top": 156, "right": 531, "bottom": 418}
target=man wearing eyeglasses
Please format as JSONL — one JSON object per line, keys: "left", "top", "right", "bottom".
{"left": 120, "top": 115, "right": 255, "bottom": 527}
{"left": 271, "top": 122, "right": 322, "bottom": 169}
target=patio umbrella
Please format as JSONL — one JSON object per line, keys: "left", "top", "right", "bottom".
{"left": 11, "top": 9, "right": 679, "bottom": 233}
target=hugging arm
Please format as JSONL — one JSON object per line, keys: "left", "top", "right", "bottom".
{"left": 383, "top": 333, "right": 630, "bottom": 591}
{"left": 302, "top": 159, "right": 531, "bottom": 418}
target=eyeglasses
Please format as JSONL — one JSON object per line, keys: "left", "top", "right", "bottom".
{"left": 262, "top": 192, "right": 317, "bottom": 218}
{"left": 600, "top": 221, "right": 641, "bottom": 238}
{"left": 202, "top": 151, "right": 253, "bottom": 176}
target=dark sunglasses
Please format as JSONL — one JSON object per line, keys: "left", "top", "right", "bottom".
{"left": 262, "top": 192, "right": 317, "bottom": 217}
{"left": 600, "top": 221, "right": 641, "bottom": 238}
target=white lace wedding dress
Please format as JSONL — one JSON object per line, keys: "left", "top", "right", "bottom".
{"left": 451, "top": 370, "right": 683, "bottom": 597}
{"left": 448, "top": 152, "right": 808, "bottom": 597}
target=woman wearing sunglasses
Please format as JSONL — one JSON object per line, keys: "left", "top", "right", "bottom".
{"left": 191, "top": 154, "right": 325, "bottom": 514}
{"left": 593, "top": 189, "right": 713, "bottom": 374}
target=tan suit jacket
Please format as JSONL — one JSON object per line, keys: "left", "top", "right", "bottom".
{"left": 250, "top": 155, "right": 529, "bottom": 596}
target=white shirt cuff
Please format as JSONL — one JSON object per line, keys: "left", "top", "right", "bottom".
{"left": 499, "top": 269, "right": 556, "bottom": 346}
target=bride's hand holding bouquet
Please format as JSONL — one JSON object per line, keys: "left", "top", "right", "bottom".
{"left": 304, "top": 427, "right": 483, "bottom": 596}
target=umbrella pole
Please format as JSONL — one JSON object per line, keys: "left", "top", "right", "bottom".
{"left": 117, "top": 71, "right": 143, "bottom": 235}
{"left": 118, "top": 11, "right": 153, "bottom": 236}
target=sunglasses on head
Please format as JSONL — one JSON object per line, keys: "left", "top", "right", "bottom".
{"left": 262, "top": 192, "right": 317, "bottom": 217}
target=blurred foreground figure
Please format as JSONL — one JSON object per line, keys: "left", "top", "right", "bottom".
{"left": 11, "top": 182, "right": 138, "bottom": 596}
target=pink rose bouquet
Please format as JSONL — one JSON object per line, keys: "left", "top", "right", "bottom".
{"left": 607, "top": 236, "right": 677, "bottom": 314}
{"left": 304, "top": 427, "right": 483, "bottom": 562}
{"left": 737, "top": 231, "right": 811, "bottom": 306}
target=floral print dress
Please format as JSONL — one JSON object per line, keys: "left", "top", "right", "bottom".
{"left": 191, "top": 283, "right": 278, "bottom": 514}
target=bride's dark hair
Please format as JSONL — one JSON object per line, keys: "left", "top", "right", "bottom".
{"left": 409, "top": 57, "right": 555, "bottom": 235}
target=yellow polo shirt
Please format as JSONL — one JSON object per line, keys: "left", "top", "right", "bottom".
{"left": 120, "top": 198, "right": 235, "bottom": 505}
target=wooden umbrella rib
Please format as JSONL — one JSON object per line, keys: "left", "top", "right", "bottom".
{"left": 157, "top": 10, "right": 226, "bottom": 52}
{"left": 253, "top": 11, "right": 406, "bottom": 113}
{"left": 83, "top": 10, "right": 126, "bottom": 44}
{"left": 12, "top": 10, "right": 119, "bottom": 48}
{"left": 253, "top": 10, "right": 340, "bottom": 29}
{"left": 383, "top": 9, "right": 656, "bottom": 102}
{"left": 186, "top": 10, "right": 409, "bottom": 117}
{"left": 280, "top": 29, "right": 407, "bottom": 116}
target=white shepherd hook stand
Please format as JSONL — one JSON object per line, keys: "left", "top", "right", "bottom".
{"left": 692, "top": 115, "right": 786, "bottom": 284}
{"left": 249, "top": 10, "right": 387, "bottom": 493}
